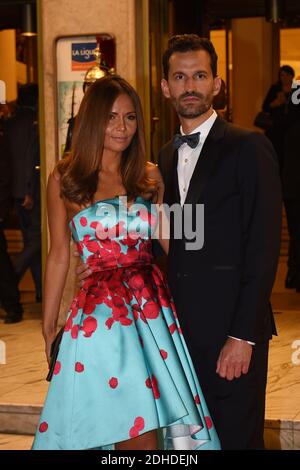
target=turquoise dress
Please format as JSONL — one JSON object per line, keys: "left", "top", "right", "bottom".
{"left": 32, "top": 196, "right": 220, "bottom": 450}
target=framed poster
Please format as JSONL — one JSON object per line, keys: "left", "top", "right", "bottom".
{"left": 55, "top": 33, "right": 116, "bottom": 158}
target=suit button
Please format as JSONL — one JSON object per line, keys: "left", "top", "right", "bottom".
{"left": 176, "top": 272, "right": 181, "bottom": 278}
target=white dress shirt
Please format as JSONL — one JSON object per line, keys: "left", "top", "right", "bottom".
{"left": 176, "top": 109, "right": 255, "bottom": 346}
{"left": 177, "top": 109, "right": 217, "bottom": 206}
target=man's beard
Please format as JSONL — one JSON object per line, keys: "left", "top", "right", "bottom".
{"left": 174, "top": 91, "right": 213, "bottom": 118}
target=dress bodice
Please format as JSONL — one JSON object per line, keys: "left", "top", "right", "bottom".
{"left": 69, "top": 196, "right": 156, "bottom": 272}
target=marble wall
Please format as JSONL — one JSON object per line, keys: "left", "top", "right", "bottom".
{"left": 40, "top": 0, "right": 137, "bottom": 177}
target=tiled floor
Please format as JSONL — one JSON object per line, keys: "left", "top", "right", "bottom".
{"left": 0, "top": 433, "right": 34, "bottom": 450}
{"left": 0, "top": 260, "right": 300, "bottom": 449}
{"left": 266, "top": 260, "right": 300, "bottom": 423}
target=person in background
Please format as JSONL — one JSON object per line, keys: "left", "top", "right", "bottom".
{"left": 0, "top": 110, "right": 23, "bottom": 323}
{"left": 212, "top": 78, "right": 227, "bottom": 119}
{"left": 263, "top": 66, "right": 300, "bottom": 289}
{"left": 64, "top": 80, "right": 90, "bottom": 155}
{"left": 5, "top": 83, "right": 42, "bottom": 303}
{"left": 262, "top": 65, "right": 295, "bottom": 174}
{"left": 64, "top": 47, "right": 114, "bottom": 154}
{"left": 281, "top": 77, "right": 300, "bottom": 291}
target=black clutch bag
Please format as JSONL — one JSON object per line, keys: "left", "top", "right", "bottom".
{"left": 253, "top": 111, "right": 273, "bottom": 130}
{"left": 46, "top": 326, "right": 64, "bottom": 382}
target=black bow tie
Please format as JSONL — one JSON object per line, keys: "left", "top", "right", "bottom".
{"left": 173, "top": 131, "right": 200, "bottom": 150}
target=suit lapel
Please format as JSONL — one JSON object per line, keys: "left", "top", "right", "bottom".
{"left": 162, "top": 143, "right": 180, "bottom": 205}
{"left": 184, "top": 117, "right": 227, "bottom": 205}
{"left": 172, "top": 150, "right": 180, "bottom": 204}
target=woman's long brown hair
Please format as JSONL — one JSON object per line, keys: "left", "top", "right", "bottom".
{"left": 57, "top": 75, "right": 154, "bottom": 205}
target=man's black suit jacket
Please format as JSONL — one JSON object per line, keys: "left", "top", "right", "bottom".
{"left": 158, "top": 117, "right": 282, "bottom": 349}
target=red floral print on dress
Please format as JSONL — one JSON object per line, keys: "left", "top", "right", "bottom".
{"left": 145, "top": 374, "right": 160, "bottom": 399}
{"left": 194, "top": 394, "right": 201, "bottom": 405}
{"left": 75, "top": 362, "right": 84, "bottom": 373}
{"left": 134, "top": 417, "right": 145, "bottom": 430}
{"left": 132, "top": 303, "right": 140, "bottom": 322}
{"left": 80, "top": 216, "right": 87, "bottom": 227}
{"left": 39, "top": 422, "right": 48, "bottom": 433}
{"left": 128, "top": 273, "right": 145, "bottom": 291}
{"left": 80, "top": 316, "right": 98, "bottom": 338}
{"left": 169, "top": 323, "right": 177, "bottom": 335}
{"left": 84, "top": 239, "right": 102, "bottom": 256}
{"left": 143, "top": 300, "right": 160, "bottom": 320}
{"left": 118, "top": 248, "right": 140, "bottom": 266}
{"left": 129, "top": 416, "right": 145, "bottom": 438}
{"left": 53, "top": 361, "right": 61, "bottom": 375}
{"left": 71, "top": 324, "right": 79, "bottom": 339}
{"left": 109, "top": 377, "right": 118, "bottom": 389}
{"left": 105, "top": 295, "right": 132, "bottom": 330}
{"left": 121, "top": 235, "right": 139, "bottom": 248}
{"left": 205, "top": 416, "right": 213, "bottom": 429}
{"left": 82, "top": 295, "right": 98, "bottom": 315}
{"left": 160, "top": 349, "right": 168, "bottom": 360}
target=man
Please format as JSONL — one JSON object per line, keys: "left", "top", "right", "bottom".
{"left": 5, "top": 83, "right": 42, "bottom": 303}
{"left": 262, "top": 65, "right": 300, "bottom": 290}
{"left": 158, "top": 34, "right": 281, "bottom": 449}
{"left": 0, "top": 114, "right": 23, "bottom": 323}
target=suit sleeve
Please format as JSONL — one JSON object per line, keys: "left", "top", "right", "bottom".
{"left": 229, "top": 132, "right": 282, "bottom": 342}
{"left": 23, "top": 118, "right": 39, "bottom": 197}
{"left": 0, "top": 131, "right": 12, "bottom": 221}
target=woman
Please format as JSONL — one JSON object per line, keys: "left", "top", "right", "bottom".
{"left": 32, "top": 76, "right": 220, "bottom": 450}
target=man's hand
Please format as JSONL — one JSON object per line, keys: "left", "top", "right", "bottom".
{"left": 74, "top": 249, "right": 92, "bottom": 286}
{"left": 22, "top": 194, "right": 34, "bottom": 210}
{"left": 216, "top": 337, "right": 253, "bottom": 381}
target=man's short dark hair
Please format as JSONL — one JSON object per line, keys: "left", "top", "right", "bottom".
{"left": 162, "top": 34, "right": 218, "bottom": 79}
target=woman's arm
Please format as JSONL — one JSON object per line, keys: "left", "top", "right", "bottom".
{"left": 43, "top": 172, "right": 70, "bottom": 364}
{"left": 146, "top": 162, "right": 169, "bottom": 254}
